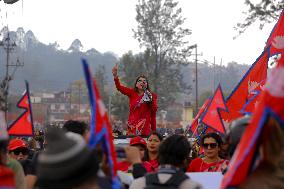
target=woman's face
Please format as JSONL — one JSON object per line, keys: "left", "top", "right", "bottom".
{"left": 203, "top": 137, "right": 220, "bottom": 159}
{"left": 147, "top": 134, "right": 161, "bottom": 153}
{"left": 136, "top": 77, "right": 147, "bottom": 91}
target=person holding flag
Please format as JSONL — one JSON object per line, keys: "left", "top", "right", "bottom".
{"left": 112, "top": 64, "right": 157, "bottom": 136}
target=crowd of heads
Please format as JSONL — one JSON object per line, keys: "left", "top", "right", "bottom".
{"left": 0, "top": 115, "right": 259, "bottom": 189}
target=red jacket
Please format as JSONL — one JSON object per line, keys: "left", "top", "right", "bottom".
{"left": 114, "top": 77, "right": 157, "bottom": 135}
{"left": 116, "top": 160, "right": 154, "bottom": 173}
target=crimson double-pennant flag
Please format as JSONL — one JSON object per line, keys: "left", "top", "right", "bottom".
{"left": 221, "top": 49, "right": 268, "bottom": 124}
{"left": 189, "top": 98, "right": 210, "bottom": 136}
{"left": 8, "top": 81, "right": 34, "bottom": 137}
{"left": 222, "top": 10, "right": 284, "bottom": 188}
{"left": 82, "top": 59, "right": 120, "bottom": 189}
{"left": 200, "top": 85, "right": 228, "bottom": 134}
{"left": 222, "top": 46, "right": 284, "bottom": 189}
{"left": 266, "top": 9, "right": 284, "bottom": 56}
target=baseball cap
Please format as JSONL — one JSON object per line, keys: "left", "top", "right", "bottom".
{"left": 130, "top": 136, "right": 147, "bottom": 149}
{"left": 8, "top": 139, "right": 28, "bottom": 151}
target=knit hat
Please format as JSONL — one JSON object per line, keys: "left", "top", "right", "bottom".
{"left": 8, "top": 139, "right": 28, "bottom": 151}
{"left": 37, "top": 127, "right": 99, "bottom": 189}
{"left": 130, "top": 136, "right": 147, "bottom": 149}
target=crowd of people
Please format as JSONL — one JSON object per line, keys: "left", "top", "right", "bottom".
{"left": 1, "top": 62, "right": 284, "bottom": 189}
{"left": 0, "top": 115, "right": 255, "bottom": 189}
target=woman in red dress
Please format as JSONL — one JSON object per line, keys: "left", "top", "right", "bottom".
{"left": 143, "top": 132, "right": 163, "bottom": 171}
{"left": 112, "top": 64, "right": 157, "bottom": 136}
{"left": 187, "top": 132, "right": 229, "bottom": 172}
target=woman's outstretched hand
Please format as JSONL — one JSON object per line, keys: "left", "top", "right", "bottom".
{"left": 112, "top": 63, "right": 118, "bottom": 77}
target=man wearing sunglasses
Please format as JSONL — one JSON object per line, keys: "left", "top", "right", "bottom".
{"left": 8, "top": 139, "right": 29, "bottom": 161}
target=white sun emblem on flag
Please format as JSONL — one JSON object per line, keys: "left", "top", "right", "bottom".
{"left": 248, "top": 79, "right": 260, "bottom": 95}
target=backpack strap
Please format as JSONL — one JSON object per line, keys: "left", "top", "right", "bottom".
{"left": 164, "top": 171, "right": 189, "bottom": 187}
{"left": 145, "top": 173, "right": 161, "bottom": 185}
{"left": 145, "top": 171, "right": 189, "bottom": 188}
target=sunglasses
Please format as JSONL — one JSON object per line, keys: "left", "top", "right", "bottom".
{"left": 12, "top": 148, "right": 29, "bottom": 156}
{"left": 203, "top": 143, "right": 218, "bottom": 149}
{"left": 137, "top": 79, "right": 147, "bottom": 83}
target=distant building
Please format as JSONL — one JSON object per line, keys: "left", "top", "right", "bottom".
{"left": 182, "top": 101, "right": 194, "bottom": 129}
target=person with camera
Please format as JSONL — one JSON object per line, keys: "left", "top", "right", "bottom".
{"left": 112, "top": 64, "right": 157, "bottom": 136}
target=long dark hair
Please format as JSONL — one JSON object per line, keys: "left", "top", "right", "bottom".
{"left": 133, "top": 75, "right": 151, "bottom": 92}
{"left": 143, "top": 132, "right": 163, "bottom": 161}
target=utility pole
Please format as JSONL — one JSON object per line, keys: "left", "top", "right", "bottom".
{"left": 69, "top": 85, "right": 72, "bottom": 114}
{"left": 213, "top": 56, "right": 215, "bottom": 92}
{"left": 0, "top": 31, "right": 24, "bottom": 121}
{"left": 219, "top": 58, "right": 222, "bottom": 86}
{"left": 78, "top": 83, "right": 81, "bottom": 116}
{"left": 189, "top": 44, "right": 199, "bottom": 115}
{"left": 108, "top": 95, "right": 111, "bottom": 117}
{"left": 195, "top": 45, "right": 198, "bottom": 115}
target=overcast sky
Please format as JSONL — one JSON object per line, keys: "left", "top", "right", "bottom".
{"left": 0, "top": 0, "right": 276, "bottom": 66}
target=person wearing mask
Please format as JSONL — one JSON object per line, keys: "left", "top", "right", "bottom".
{"left": 112, "top": 64, "right": 157, "bottom": 136}
{"left": 187, "top": 132, "right": 229, "bottom": 172}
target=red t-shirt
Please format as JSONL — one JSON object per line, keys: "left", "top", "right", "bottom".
{"left": 114, "top": 77, "right": 157, "bottom": 135}
{"left": 147, "top": 159, "right": 159, "bottom": 172}
{"left": 187, "top": 157, "right": 229, "bottom": 172}
{"left": 117, "top": 160, "right": 153, "bottom": 173}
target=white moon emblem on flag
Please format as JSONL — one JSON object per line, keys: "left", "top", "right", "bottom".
{"left": 272, "top": 36, "right": 284, "bottom": 49}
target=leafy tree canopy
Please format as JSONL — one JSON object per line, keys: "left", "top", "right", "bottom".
{"left": 235, "top": 0, "right": 283, "bottom": 37}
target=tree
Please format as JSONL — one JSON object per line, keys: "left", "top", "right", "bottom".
{"left": 199, "top": 90, "right": 212, "bottom": 107}
{"left": 94, "top": 64, "right": 109, "bottom": 105}
{"left": 235, "top": 0, "right": 283, "bottom": 37}
{"left": 110, "top": 91, "right": 129, "bottom": 123}
{"left": 133, "top": 0, "right": 192, "bottom": 110}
